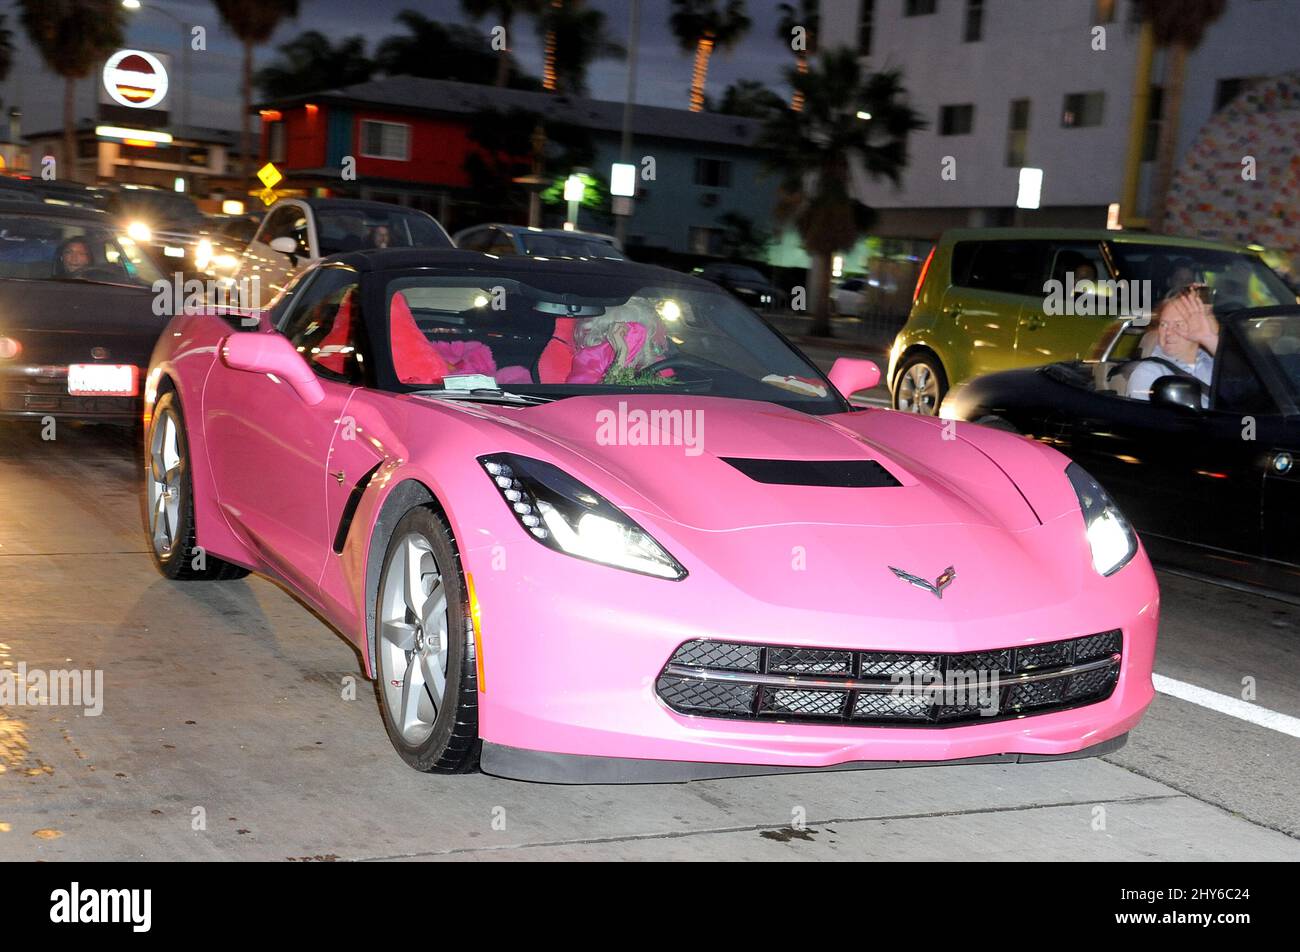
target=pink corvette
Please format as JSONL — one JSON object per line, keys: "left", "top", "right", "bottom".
{"left": 142, "top": 250, "right": 1158, "bottom": 782}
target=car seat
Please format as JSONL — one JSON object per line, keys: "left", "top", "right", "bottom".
{"left": 390, "top": 291, "right": 450, "bottom": 384}
{"left": 315, "top": 288, "right": 355, "bottom": 376}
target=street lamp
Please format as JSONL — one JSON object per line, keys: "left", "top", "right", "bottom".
{"left": 121, "top": 0, "right": 191, "bottom": 129}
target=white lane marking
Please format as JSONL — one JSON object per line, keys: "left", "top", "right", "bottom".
{"left": 1153, "top": 673, "right": 1300, "bottom": 738}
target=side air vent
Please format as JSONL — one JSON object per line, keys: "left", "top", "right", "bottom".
{"left": 720, "top": 457, "right": 901, "bottom": 488}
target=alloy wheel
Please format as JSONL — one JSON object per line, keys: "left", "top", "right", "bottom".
{"left": 378, "top": 531, "right": 450, "bottom": 746}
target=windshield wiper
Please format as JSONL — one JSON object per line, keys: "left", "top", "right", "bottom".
{"left": 410, "top": 388, "right": 552, "bottom": 406}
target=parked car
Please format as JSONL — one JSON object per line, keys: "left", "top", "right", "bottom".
{"left": 141, "top": 247, "right": 1157, "bottom": 781}
{"left": 232, "top": 198, "right": 452, "bottom": 304}
{"left": 0, "top": 201, "right": 168, "bottom": 425}
{"left": 693, "top": 262, "right": 780, "bottom": 311}
{"left": 454, "top": 222, "right": 623, "bottom": 259}
{"left": 944, "top": 307, "right": 1300, "bottom": 595}
{"left": 888, "top": 228, "right": 1296, "bottom": 415}
{"left": 833, "top": 274, "right": 898, "bottom": 317}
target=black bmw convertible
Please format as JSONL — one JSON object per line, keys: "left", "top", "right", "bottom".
{"left": 0, "top": 201, "right": 168, "bottom": 426}
{"left": 945, "top": 307, "right": 1300, "bottom": 595}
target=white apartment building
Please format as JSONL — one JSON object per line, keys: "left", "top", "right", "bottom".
{"left": 819, "top": 0, "right": 1300, "bottom": 238}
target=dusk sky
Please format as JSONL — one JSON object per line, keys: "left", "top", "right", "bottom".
{"left": 3, "top": 0, "right": 800, "bottom": 135}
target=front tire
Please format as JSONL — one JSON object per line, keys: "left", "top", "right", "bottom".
{"left": 893, "top": 353, "right": 948, "bottom": 416}
{"left": 374, "top": 507, "right": 480, "bottom": 773}
{"left": 145, "top": 391, "right": 249, "bottom": 581}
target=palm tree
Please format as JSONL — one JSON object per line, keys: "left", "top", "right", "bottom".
{"left": 461, "top": 0, "right": 545, "bottom": 87}
{"left": 375, "top": 11, "right": 513, "bottom": 87}
{"left": 760, "top": 49, "right": 925, "bottom": 336}
{"left": 0, "top": 15, "right": 14, "bottom": 88}
{"left": 713, "top": 79, "right": 785, "bottom": 120}
{"left": 18, "top": 1, "right": 124, "bottom": 182}
{"left": 256, "top": 31, "right": 373, "bottom": 99}
{"left": 1136, "top": 0, "right": 1226, "bottom": 232}
{"left": 212, "top": 0, "right": 301, "bottom": 179}
{"left": 538, "top": 0, "right": 623, "bottom": 95}
{"left": 670, "top": 0, "right": 751, "bottom": 113}
{"left": 776, "top": 0, "right": 818, "bottom": 112}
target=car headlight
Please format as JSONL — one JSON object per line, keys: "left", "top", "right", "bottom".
{"left": 479, "top": 453, "right": 687, "bottom": 580}
{"left": 1066, "top": 463, "right": 1137, "bottom": 576}
{"left": 126, "top": 220, "right": 152, "bottom": 243}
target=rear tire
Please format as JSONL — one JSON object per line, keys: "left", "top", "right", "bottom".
{"left": 374, "top": 507, "right": 480, "bottom": 773}
{"left": 893, "top": 353, "right": 948, "bottom": 416}
{"left": 145, "top": 391, "right": 249, "bottom": 581}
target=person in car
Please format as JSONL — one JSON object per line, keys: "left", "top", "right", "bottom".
{"left": 370, "top": 224, "right": 392, "bottom": 249}
{"left": 1126, "top": 287, "right": 1219, "bottom": 407}
{"left": 56, "top": 237, "right": 93, "bottom": 277}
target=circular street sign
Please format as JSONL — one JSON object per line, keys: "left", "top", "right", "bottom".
{"left": 103, "top": 50, "right": 169, "bottom": 110}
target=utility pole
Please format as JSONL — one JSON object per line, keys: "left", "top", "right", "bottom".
{"left": 614, "top": 0, "right": 640, "bottom": 248}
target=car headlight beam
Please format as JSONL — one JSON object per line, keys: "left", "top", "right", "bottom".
{"left": 479, "top": 453, "right": 686, "bottom": 580}
{"left": 1066, "top": 462, "right": 1137, "bottom": 576}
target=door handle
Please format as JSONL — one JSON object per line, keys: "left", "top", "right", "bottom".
{"left": 332, "top": 470, "right": 346, "bottom": 486}
{"left": 1023, "top": 316, "right": 1046, "bottom": 330}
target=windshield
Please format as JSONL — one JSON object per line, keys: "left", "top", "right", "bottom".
{"left": 383, "top": 271, "right": 842, "bottom": 413}
{"left": 317, "top": 208, "right": 450, "bottom": 255}
{"left": 1107, "top": 242, "right": 1295, "bottom": 315}
{"left": 0, "top": 214, "right": 165, "bottom": 286}
{"left": 1240, "top": 312, "right": 1300, "bottom": 401}
{"left": 519, "top": 233, "right": 623, "bottom": 259}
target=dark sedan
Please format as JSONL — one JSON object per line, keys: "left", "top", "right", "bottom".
{"left": 944, "top": 307, "right": 1300, "bottom": 594}
{"left": 693, "top": 262, "right": 781, "bottom": 312}
{"left": 0, "top": 202, "right": 169, "bottom": 425}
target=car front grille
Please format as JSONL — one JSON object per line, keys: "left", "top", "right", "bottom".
{"left": 655, "top": 631, "right": 1122, "bottom": 727}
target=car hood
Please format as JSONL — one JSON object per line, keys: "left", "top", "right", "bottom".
{"left": 455, "top": 394, "right": 1042, "bottom": 533}
{"left": 436, "top": 394, "right": 1098, "bottom": 620}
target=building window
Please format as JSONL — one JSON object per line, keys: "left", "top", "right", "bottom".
{"left": 939, "top": 104, "right": 974, "bottom": 136}
{"left": 963, "top": 0, "right": 984, "bottom": 41}
{"left": 693, "top": 157, "right": 732, "bottom": 188}
{"left": 1214, "top": 77, "right": 1260, "bottom": 111}
{"left": 1006, "top": 98, "right": 1030, "bottom": 166}
{"left": 1142, "top": 86, "right": 1163, "bottom": 161}
{"left": 1061, "top": 91, "right": 1105, "bottom": 128}
{"left": 858, "top": 0, "right": 876, "bottom": 55}
{"left": 688, "top": 226, "right": 723, "bottom": 256}
{"left": 904, "top": 0, "right": 937, "bottom": 16}
{"left": 359, "top": 120, "right": 410, "bottom": 161}
{"left": 1094, "top": 0, "right": 1117, "bottom": 24}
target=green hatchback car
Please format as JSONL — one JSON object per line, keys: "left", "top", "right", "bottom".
{"left": 887, "top": 228, "right": 1296, "bottom": 414}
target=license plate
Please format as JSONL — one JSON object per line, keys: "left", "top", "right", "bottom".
{"left": 67, "top": 364, "right": 139, "bottom": 396}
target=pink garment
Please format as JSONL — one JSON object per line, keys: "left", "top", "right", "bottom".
{"left": 567, "top": 341, "right": 615, "bottom": 384}
{"left": 495, "top": 365, "right": 533, "bottom": 385}
{"left": 432, "top": 340, "right": 497, "bottom": 376}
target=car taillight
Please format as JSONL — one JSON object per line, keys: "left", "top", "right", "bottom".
{"left": 913, "top": 245, "right": 936, "bottom": 305}
{"left": 0, "top": 337, "right": 21, "bottom": 360}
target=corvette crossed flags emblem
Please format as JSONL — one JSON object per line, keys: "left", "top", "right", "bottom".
{"left": 888, "top": 565, "right": 957, "bottom": 599}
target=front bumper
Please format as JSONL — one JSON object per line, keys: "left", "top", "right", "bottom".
{"left": 463, "top": 521, "right": 1159, "bottom": 781}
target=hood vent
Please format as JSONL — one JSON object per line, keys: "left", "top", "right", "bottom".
{"left": 721, "top": 457, "right": 901, "bottom": 488}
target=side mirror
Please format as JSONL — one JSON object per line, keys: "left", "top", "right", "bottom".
{"left": 828, "top": 357, "right": 882, "bottom": 399}
{"left": 268, "top": 236, "right": 299, "bottom": 261}
{"left": 1150, "top": 376, "right": 1202, "bottom": 411}
{"left": 221, "top": 332, "right": 324, "bottom": 406}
